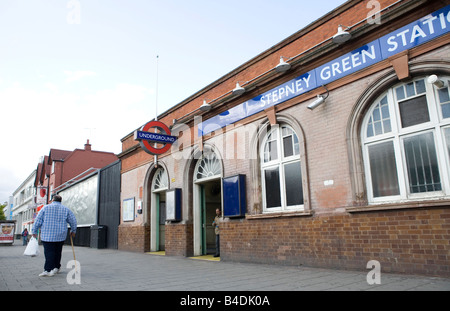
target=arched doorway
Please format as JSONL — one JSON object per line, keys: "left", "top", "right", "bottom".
{"left": 193, "top": 151, "right": 223, "bottom": 256}
{"left": 150, "top": 167, "right": 169, "bottom": 252}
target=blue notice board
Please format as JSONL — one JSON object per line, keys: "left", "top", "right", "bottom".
{"left": 222, "top": 175, "right": 246, "bottom": 218}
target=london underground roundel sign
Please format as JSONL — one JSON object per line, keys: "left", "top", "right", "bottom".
{"left": 134, "top": 121, "right": 177, "bottom": 155}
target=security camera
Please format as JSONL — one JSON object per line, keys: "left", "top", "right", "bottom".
{"left": 307, "top": 95, "right": 326, "bottom": 110}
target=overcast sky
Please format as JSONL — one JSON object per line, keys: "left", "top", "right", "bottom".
{"left": 0, "top": 0, "right": 347, "bottom": 204}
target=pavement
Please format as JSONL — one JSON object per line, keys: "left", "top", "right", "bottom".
{"left": 1, "top": 242, "right": 449, "bottom": 293}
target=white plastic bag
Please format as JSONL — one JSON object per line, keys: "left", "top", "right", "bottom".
{"left": 23, "top": 237, "right": 40, "bottom": 257}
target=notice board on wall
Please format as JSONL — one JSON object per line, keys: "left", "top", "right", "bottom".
{"left": 122, "top": 198, "right": 135, "bottom": 222}
{"left": 222, "top": 175, "right": 246, "bottom": 218}
{"left": 166, "top": 188, "right": 181, "bottom": 222}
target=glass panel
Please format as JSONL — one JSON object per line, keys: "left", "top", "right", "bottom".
{"left": 381, "top": 99, "right": 389, "bottom": 116}
{"left": 284, "top": 162, "right": 303, "bottom": 206}
{"left": 282, "top": 126, "right": 291, "bottom": 137}
{"left": 283, "top": 136, "right": 294, "bottom": 158}
{"left": 368, "top": 141, "right": 400, "bottom": 197}
{"left": 415, "top": 80, "right": 426, "bottom": 94}
{"left": 281, "top": 126, "right": 299, "bottom": 158}
{"left": 293, "top": 134, "right": 300, "bottom": 155}
{"left": 396, "top": 86, "right": 405, "bottom": 100}
{"left": 268, "top": 141, "right": 278, "bottom": 161}
{"left": 399, "top": 95, "right": 430, "bottom": 128}
{"left": 264, "top": 167, "right": 281, "bottom": 208}
{"left": 373, "top": 106, "right": 381, "bottom": 121}
{"left": 264, "top": 131, "right": 278, "bottom": 163}
{"left": 403, "top": 132, "right": 441, "bottom": 193}
{"left": 374, "top": 121, "right": 383, "bottom": 135}
{"left": 438, "top": 86, "right": 450, "bottom": 103}
{"left": 367, "top": 117, "right": 374, "bottom": 137}
{"left": 366, "top": 96, "right": 392, "bottom": 138}
{"left": 444, "top": 128, "right": 450, "bottom": 159}
{"left": 383, "top": 120, "right": 392, "bottom": 133}
{"left": 442, "top": 104, "right": 450, "bottom": 119}
{"left": 405, "top": 82, "right": 415, "bottom": 97}
{"left": 439, "top": 85, "right": 450, "bottom": 118}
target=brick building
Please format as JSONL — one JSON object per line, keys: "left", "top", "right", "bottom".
{"left": 10, "top": 140, "right": 118, "bottom": 239}
{"left": 35, "top": 140, "right": 118, "bottom": 201}
{"left": 118, "top": 0, "right": 450, "bottom": 276}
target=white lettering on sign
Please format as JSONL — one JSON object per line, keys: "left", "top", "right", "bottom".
{"left": 260, "top": 74, "right": 311, "bottom": 106}
{"left": 320, "top": 44, "right": 377, "bottom": 82}
{"left": 382, "top": 9, "right": 450, "bottom": 56}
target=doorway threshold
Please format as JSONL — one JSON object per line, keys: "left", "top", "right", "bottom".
{"left": 189, "top": 255, "right": 220, "bottom": 262}
{"left": 147, "top": 251, "right": 165, "bottom": 256}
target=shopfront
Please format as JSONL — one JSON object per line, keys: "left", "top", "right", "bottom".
{"left": 118, "top": 0, "right": 450, "bottom": 276}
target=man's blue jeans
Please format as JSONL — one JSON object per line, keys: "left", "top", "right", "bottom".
{"left": 42, "top": 241, "right": 65, "bottom": 272}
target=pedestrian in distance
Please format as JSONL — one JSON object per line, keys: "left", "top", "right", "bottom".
{"left": 22, "top": 228, "right": 29, "bottom": 246}
{"left": 32, "top": 194, "right": 77, "bottom": 277}
{"left": 212, "top": 208, "right": 221, "bottom": 258}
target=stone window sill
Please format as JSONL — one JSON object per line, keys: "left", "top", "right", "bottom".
{"left": 346, "top": 199, "right": 450, "bottom": 213}
{"left": 245, "top": 210, "right": 313, "bottom": 220}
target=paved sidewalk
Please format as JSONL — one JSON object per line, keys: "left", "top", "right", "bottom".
{"left": 1, "top": 242, "right": 449, "bottom": 292}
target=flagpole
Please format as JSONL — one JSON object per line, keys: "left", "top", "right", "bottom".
{"left": 154, "top": 55, "right": 159, "bottom": 167}
{"left": 155, "top": 55, "right": 159, "bottom": 121}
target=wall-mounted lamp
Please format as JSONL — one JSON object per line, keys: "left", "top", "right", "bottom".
{"left": 427, "top": 75, "right": 446, "bottom": 89}
{"left": 199, "top": 99, "right": 212, "bottom": 112}
{"left": 307, "top": 85, "right": 329, "bottom": 110}
{"left": 232, "top": 82, "right": 246, "bottom": 96}
{"left": 172, "top": 99, "right": 212, "bottom": 125}
{"left": 332, "top": 25, "right": 352, "bottom": 44}
{"left": 275, "top": 56, "right": 291, "bottom": 73}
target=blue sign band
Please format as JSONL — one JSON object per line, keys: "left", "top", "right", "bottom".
{"left": 136, "top": 131, "right": 177, "bottom": 144}
{"left": 198, "top": 5, "right": 450, "bottom": 136}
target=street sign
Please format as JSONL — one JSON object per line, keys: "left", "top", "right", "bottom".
{"left": 134, "top": 121, "right": 177, "bottom": 155}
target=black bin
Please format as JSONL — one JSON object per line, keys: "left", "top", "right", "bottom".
{"left": 90, "top": 225, "right": 107, "bottom": 249}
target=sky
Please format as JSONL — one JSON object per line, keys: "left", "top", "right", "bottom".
{"left": 0, "top": 0, "right": 347, "bottom": 204}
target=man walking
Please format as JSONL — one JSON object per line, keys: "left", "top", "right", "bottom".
{"left": 32, "top": 195, "right": 77, "bottom": 277}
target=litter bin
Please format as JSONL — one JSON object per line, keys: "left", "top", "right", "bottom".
{"left": 90, "top": 225, "right": 107, "bottom": 249}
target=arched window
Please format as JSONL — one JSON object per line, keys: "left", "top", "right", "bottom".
{"left": 361, "top": 76, "right": 450, "bottom": 203}
{"left": 152, "top": 167, "right": 168, "bottom": 192}
{"left": 194, "top": 151, "right": 222, "bottom": 183}
{"left": 260, "top": 124, "right": 304, "bottom": 212}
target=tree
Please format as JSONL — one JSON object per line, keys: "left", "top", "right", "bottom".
{"left": 0, "top": 203, "right": 6, "bottom": 220}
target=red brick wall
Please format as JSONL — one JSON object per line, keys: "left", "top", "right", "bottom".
{"left": 118, "top": 224, "right": 149, "bottom": 252}
{"left": 221, "top": 207, "right": 450, "bottom": 277}
{"left": 165, "top": 223, "right": 193, "bottom": 257}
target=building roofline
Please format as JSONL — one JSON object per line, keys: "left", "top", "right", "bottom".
{"left": 12, "top": 170, "right": 37, "bottom": 196}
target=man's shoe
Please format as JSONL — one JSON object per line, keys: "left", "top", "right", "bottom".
{"left": 39, "top": 270, "right": 55, "bottom": 277}
{"left": 213, "top": 254, "right": 220, "bottom": 257}
{"left": 51, "top": 267, "right": 61, "bottom": 274}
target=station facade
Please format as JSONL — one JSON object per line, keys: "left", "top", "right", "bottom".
{"left": 118, "top": 0, "right": 450, "bottom": 276}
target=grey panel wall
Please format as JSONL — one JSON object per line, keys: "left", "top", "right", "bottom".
{"left": 98, "top": 160, "right": 121, "bottom": 249}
